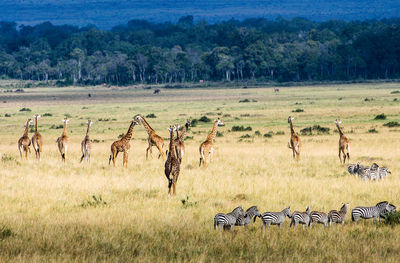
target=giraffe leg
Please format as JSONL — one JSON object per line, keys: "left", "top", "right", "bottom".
{"left": 173, "top": 182, "right": 176, "bottom": 196}
{"left": 209, "top": 148, "right": 214, "bottom": 163}
{"left": 112, "top": 150, "right": 117, "bottom": 167}
{"left": 18, "top": 145, "right": 22, "bottom": 159}
{"left": 156, "top": 144, "right": 165, "bottom": 161}
{"left": 342, "top": 149, "right": 347, "bottom": 163}
{"left": 338, "top": 148, "right": 342, "bottom": 163}
{"left": 123, "top": 151, "right": 128, "bottom": 168}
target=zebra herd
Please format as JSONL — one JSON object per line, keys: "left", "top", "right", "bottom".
{"left": 348, "top": 162, "right": 391, "bottom": 181}
{"left": 214, "top": 201, "right": 396, "bottom": 230}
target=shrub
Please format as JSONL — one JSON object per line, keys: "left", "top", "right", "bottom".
{"left": 64, "top": 113, "right": 72, "bottom": 118}
{"left": 301, "top": 125, "right": 330, "bottom": 135}
{"left": 98, "top": 118, "right": 110, "bottom": 122}
{"left": 292, "top": 108, "right": 304, "bottom": 112}
{"left": 118, "top": 133, "right": 125, "bottom": 139}
{"left": 19, "top": 107, "right": 31, "bottom": 112}
{"left": 2, "top": 154, "right": 16, "bottom": 163}
{"left": 383, "top": 121, "right": 400, "bottom": 128}
{"left": 374, "top": 113, "right": 386, "bottom": 120}
{"left": 43, "top": 113, "right": 52, "bottom": 116}
{"left": 198, "top": 116, "right": 211, "bottom": 122}
{"left": 232, "top": 126, "right": 252, "bottom": 132}
{"left": 240, "top": 134, "right": 252, "bottom": 138}
{"left": 216, "top": 131, "right": 223, "bottom": 137}
{"left": 0, "top": 226, "right": 13, "bottom": 240}
{"left": 146, "top": 113, "right": 157, "bottom": 118}
{"left": 190, "top": 119, "right": 198, "bottom": 127}
{"left": 263, "top": 132, "right": 273, "bottom": 138}
{"left": 390, "top": 90, "right": 400, "bottom": 94}
{"left": 384, "top": 211, "right": 400, "bottom": 226}
{"left": 276, "top": 131, "right": 285, "bottom": 135}
{"left": 4, "top": 113, "right": 11, "bottom": 117}
{"left": 239, "top": 99, "right": 250, "bottom": 103}
{"left": 254, "top": 130, "right": 261, "bottom": 136}
{"left": 368, "top": 127, "right": 378, "bottom": 133}
{"left": 364, "top": 97, "right": 374, "bottom": 102}
{"left": 81, "top": 195, "right": 107, "bottom": 208}
{"left": 394, "top": 98, "right": 398, "bottom": 101}
{"left": 223, "top": 114, "right": 231, "bottom": 117}
{"left": 181, "top": 196, "right": 198, "bottom": 208}
{"left": 50, "top": 124, "right": 63, "bottom": 129}
{"left": 82, "top": 106, "right": 88, "bottom": 109}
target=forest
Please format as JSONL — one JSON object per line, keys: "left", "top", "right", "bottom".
{"left": 0, "top": 16, "right": 400, "bottom": 85}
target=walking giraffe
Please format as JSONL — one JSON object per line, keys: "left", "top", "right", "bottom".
{"left": 335, "top": 119, "right": 350, "bottom": 164}
{"left": 175, "top": 119, "right": 191, "bottom": 161}
{"left": 199, "top": 118, "right": 224, "bottom": 167}
{"left": 165, "top": 125, "right": 181, "bottom": 196}
{"left": 108, "top": 119, "right": 139, "bottom": 167}
{"left": 31, "top": 114, "right": 43, "bottom": 160}
{"left": 134, "top": 114, "right": 165, "bottom": 161}
{"left": 56, "top": 118, "right": 69, "bottom": 162}
{"left": 287, "top": 116, "right": 301, "bottom": 160}
{"left": 80, "top": 119, "right": 93, "bottom": 163}
{"left": 18, "top": 118, "right": 33, "bottom": 159}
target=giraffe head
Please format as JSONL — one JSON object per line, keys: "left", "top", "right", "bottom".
{"left": 185, "top": 119, "right": 192, "bottom": 129}
{"left": 27, "top": 119, "right": 33, "bottom": 126}
{"left": 288, "top": 116, "right": 294, "bottom": 123}
{"left": 216, "top": 118, "right": 224, "bottom": 126}
{"left": 131, "top": 120, "right": 140, "bottom": 126}
{"left": 335, "top": 119, "right": 342, "bottom": 125}
{"left": 134, "top": 115, "right": 143, "bottom": 123}
{"left": 87, "top": 120, "right": 93, "bottom": 126}
{"left": 34, "top": 114, "right": 41, "bottom": 120}
{"left": 63, "top": 118, "right": 69, "bottom": 124}
{"left": 168, "top": 125, "right": 177, "bottom": 133}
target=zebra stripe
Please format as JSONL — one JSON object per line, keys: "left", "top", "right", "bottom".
{"left": 310, "top": 211, "right": 328, "bottom": 227}
{"left": 260, "top": 206, "right": 291, "bottom": 229}
{"left": 235, "top": 206, "right": 261, "bottom": 228}
{"left": 290, "top": 206, "right": 311, "bottom": 229}
{"left": 214, "top": 206, "right": 244, "bottom": 230}
{"left": 352, "top": 201, "right": 390, "bottom": 223}
{"left": 328, "top": 203, "right": 348, "bottom": 226}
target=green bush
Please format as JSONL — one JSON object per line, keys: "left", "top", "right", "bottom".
{"left": 198, "top": 116, "right": 211, "bottom": 122}
{"left": 384, "top": 211, "right": 400, "bottom": 226}
{"left": 390, "top": 90, "right": 400, "bottom": 94}
{"left": 368, "top": 127, "right": 378, "bottom": 133}
{"left": 0, "top": 226, "right": 13, "bottom": 240}
{"left": 50, "top": 124, "right": 63, "bottom": 129}
{"left": 240, "top": 134, "right": 252, "bottom": 138}
{"left": 19, "top": 107, "right": 31, "bottom": 112}
{"left": 254, "top": 130, "right": 261, "bottom": 136}
{"left": 190, "top": 119, "right": 198, "bottom": 127}
{"left": 146, "top": 113, "right": 157, "bottom": 118}
{"left": 232, "top": 126, "right": 252, "bottom": 132}
{"left": 239, "top": 99, "right": 250, "bottom": 103}
{"left": 292, "top": 108, "right": 304, "bottom": 112}
{"left": 216, "top": 131, "right": 223, "bottom": 137}
{"left": 263, "top": 132, "right": 273, "bottom": 138}
{"left": 383, "top": 121, "right": 400, "bottom": 127}
{"left": 43, "top": 113, "right": 52, "bottom": 116}
{"left": 301, "top": 125, "right": 330, "bottom": 135}
{"left": 374, "top": 113, "right": 387, "bottom": 120}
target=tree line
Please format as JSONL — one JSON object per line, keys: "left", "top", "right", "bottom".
{"left": 0, "top": 16, "right": 400, "bottom": 85}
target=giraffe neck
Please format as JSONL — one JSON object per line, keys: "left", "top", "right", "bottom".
{"left": 289, "top": 121, "right": 295, "bottom": 135}
{"left": 122, "top": 121, "right": 135, "bottom": 141}
{"left": 86, "top": 123, "right": 91, "bottom": 136}
{"left": 169, "top": 129, "right": 176, "bottom": 156}
{"left": 62, "top": 122, "right": 67, "bottom": 136}
{"left": 24, "top": 121, "right": 30, "bottom": 136}
{"left": 206, "top": 121, "right": 218, "bottom": 141}
{"left": 34, "top": 118, "right": 38, "bottom": 132}
{"left": 178, "top": 125, "right": 188, "bottom": 141}
{"left": 139, "top": 116, "right": 154, "bottom": 135}
{"left": 336, "top": 124, "right": 343, "bottom": 136}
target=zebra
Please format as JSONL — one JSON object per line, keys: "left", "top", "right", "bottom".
{"left": 355, "top": 163, "right": 370, "bottom": 181}
{"left": 368, "top": 163, "right": 380, "bottom": 181}
{"left": 352, "top": 201, "right": 392, "bottom": 223}
{"left": 380, "top": 203, "right": 397, "bottom": 219}
{"left": 235, "top": 206, "right": 261, "bottom": 228}
{"left": 328, "top": 203, "right": 348, "bottom": 226}
{"left": 348, "top": 164, "right": 357, "bottom": 175}
{"left": 310, "top": 211, "right": 328, "bottom": 227}
{"left": 370, "top": 163, "right": 391, "bottom": 180}
{"left": 290, "top": 206, "right": 311, "bottom": 229}
{"left": 214, "top": 206, "right": 245, "bottom": 230}
{"left": 260, "top": 206, "right": 291, "bottom": 229}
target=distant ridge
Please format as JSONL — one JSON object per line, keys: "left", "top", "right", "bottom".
{"left": 2, "top": 0, "right": 400, "bottom": 29}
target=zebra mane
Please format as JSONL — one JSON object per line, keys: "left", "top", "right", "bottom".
{"left": 246, "top": 206, "right": 258, "bottom": 213}
{"left": 376, "top": 201, "right": 388, "bottom": 207}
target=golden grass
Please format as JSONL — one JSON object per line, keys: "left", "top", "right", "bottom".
{"left": 0, "top": 82, "right": 400, "bottom": 262}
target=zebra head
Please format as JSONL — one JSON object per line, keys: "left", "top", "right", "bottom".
{"left": 283, "top": 206, "right": 291, "bottom": 217}
{"left": 231, "top": 206, "right": 245, "bottom": 217}
{"left": 305, "top": 206, "right": 311, "bottom": 214}
{"left": 340, "top": 203, "right": 349, "bottom": 214}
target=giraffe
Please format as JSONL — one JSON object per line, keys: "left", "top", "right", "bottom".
{"left": 31, "top": 114, "right": 43, "bottom": 160}
{"left": 80, "top": 120, "right": 93, "bottom": 163}
{"left": 18, "top": 118, "right": 33, "bottom": 159}
{"left": 335, "top": 119, "right": 350, "bottom": 164}
{"left": 199, "top": 118, "right": 224, "bottom": 167}
{"left": 287, "top": 116, "right": 302, "bottom": 160}
{"left": 165, "top": 125, "right": 181, "bottom": 196}
{"left": 108, "top": 119, "right": 140, "bottom": 167}
{"left": 174, "top": 119, "right": 191, "bottom": 162}
{"left": 56, "top": 118, "right": 69, "bottom": 162}
{"left": 134, "top": 114, "right": 165, "bottom": 161}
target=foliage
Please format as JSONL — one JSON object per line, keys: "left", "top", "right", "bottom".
{"left": 374, "top": 113, "right": 387, "bottom": 120}
{"left": 0, "top": 226, "right": 13, "bottom": 240}
{"left": 292, "top": 108, "right": 304, "bottom": 112}
{"left": 231, "top": 125, "right": 252, "bottom": 131}
{"left": 43, "top": 113, "right": 52, "bottom": 116}
{"left": 384, "top": 211, "right": 400, "bottom": 226}
{"left": 19, "top": 107, "right": 31, "bottom": 112}
{"left": 50, "top": 124, "right": 63, "bottom": 129}
{"left": 81, "top": 195, "right": 107, "bottom": 208}
{"left": 263, "top": 132, "right": 273, "bottom": 138}
{"left": 239, "top": 99, "right": 250, "bottom": 103}
{"left": 216, "top": 131, "right": 223, "bottom": 137}
{"left": 390, "top": 90, "right": 400, "bottom": 94}
{"left": 383, "top": 121, "right": 400, "bottom": 127}
{"left": 146, "top": 113, "right": 157, "bottom": 118}
{"left": 181, "top": 196, "right": 198, "bottom": 208}
{"left": 198, "top": 116, "right": 211, "bottom": 122}
{"left": 301, "top": 125, "right": 330, "bottom": 135}
{"left": 190, "top": 119, "right": 198, "bottom": 127}
{"left": 368, "top": 127, "right": 378, "bottom": 133}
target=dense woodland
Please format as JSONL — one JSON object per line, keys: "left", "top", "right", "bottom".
{"left": 0, "top": 16, "right": 400, "bottom": 85}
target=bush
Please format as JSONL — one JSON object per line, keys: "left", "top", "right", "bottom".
{"left": 81, "top": 195, "right": 107, "bottom": 208}
{"left": 368, "top": 127, "right": 378, "bottom": 133}
{"left": 301, "top": 125, "right": 330, "bottom": 135}
{"left": 98, "top": 118, "right": 110, "bottom": 122}
{"left": 1, "top": 154, "right": 16, "bottom": 163}
{"left": 50, "top": 124, "right": 63, "bottom": 129}
{"left": 239, "top": 99, "right": 250, "bottom": 103}
{"left": 364, "top": 97, "right": 374, "bottom": 102}
{"left": 263, "top": 132, "right": 273, "bottom": 138}
{"left": 118, "top": 133, "right": 125, "bottom": 139}
{"left": 276, "top": 131, "right": 285, "bottom": 135}
{"left": 64, "top": 113, "right": 72, "bottom": 118}
{"left": 4, "top": 113, "right": 11, "bottom": 117}
{"left": 198, "top": 116, "right": 211, "bottom": 122}
{"left": 190, "top": 119, "right": 198, "bottom": 127}
{"left": 0, "top": 226, "right": 13, "bottom": 240}
{"left": 254, "top": 130, "right": 261, "bottom": 136}
{"left": 390, "top": 90, "right": 400, "bottom": 94}
{"left": 43, "top": 113, "right": 52, "bottom": 116}
{"left": 374, "top": 113, "right": 387, "bottom": 120}
{"left": 383, "top": 121, "right": 400, "bottom": 128}
{"left": 384, "top": 211, "right": 400, "bottom": 226}
{"left": 216, "top": 131, "right": 223, "bottom": 137}
{"left": 232, "top": 126, "right": 252, "bottom": 132}
{"left": 181, "top": 196, "right": 198, "bottom": 208}
{"left": 19, "top": 107, "right": 31, "bottom": 112}
{"left": 146, "top": 113, "right": 157, "bottom": 118}
{"left": 240, "top": 134, "right": 252, "bottom": 138}
{"left": 292, "top": 108, "right": 304, "bottom": 112}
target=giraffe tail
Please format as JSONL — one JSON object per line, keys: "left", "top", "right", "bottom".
{"left": 287, "top": 142, "right": 292, "bottom": 149}
{"left": 346, "top": 144, "right": 350, "bottom": 160}
{"left": 199, "top": 147, "right": 205, "bottom": 167}
{"left": 108, "top": 155, "right": 112, "bottom": 165}
{"left": 61, "top": 153, "right": 65, "bottom": 161}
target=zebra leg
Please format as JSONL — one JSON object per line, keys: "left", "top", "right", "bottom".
{"left": 278, "top": 222, "right": 282, "bottom": 228}
{"left": 373, "top": 217, "right": 377, "bottom": 224}
{"left": 230, "top": 225, "right": 234, "bottom": 231}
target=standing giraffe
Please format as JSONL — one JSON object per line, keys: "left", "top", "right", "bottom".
{"left": 56, "top": 118, "right": 69, "bottom": 162}
{"left": 18, "top": 118, "right": 33, "bottom": 159}
{"left": 165, "top": 125, "right": 181, "bottom": 196}
{"left": 108, "top": 119, "right": 140, "bottom": 167}
{"left": 80, "top": 120, "right": 93, "bottom": 163}
{"left": 199, "top": 118, "right": 224, "bottom": 167}
{"left": 134, "top": 114, "right": 165, "bottom": 161}
{"left": 335, "top": 119, "right": 350, "bottom": 164}
{"left": 31, "top": 114, "right": 43, "bottom": 160}
{"left": 175, "top": 119, "right": 191, "bottom": 162}
{"left": 287, "top": 116, "right": 302, "bottom": 160}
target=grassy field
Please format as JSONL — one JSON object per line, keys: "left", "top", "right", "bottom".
{"left": 0, "top": 82, "right": 400, "bottom": 262}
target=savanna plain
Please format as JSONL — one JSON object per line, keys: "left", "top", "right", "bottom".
{"left": 0, "top": 82, "right": 400, "bottom": 262}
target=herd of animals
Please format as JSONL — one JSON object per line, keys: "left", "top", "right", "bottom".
{"left": 15, "top": 113, "right": 390, "bottom": 196}
{"left": 214, "top": 201, "right": 397, "bottom": 230}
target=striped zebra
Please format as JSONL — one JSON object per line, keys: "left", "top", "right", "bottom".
{"left": 355, "top": 163, "right": 371, "bottom": 181}
{"left": 328, "top": 203, "right": 348, "bottom": 226}
{"left": 260, "top": 206, "right": 291, "bottom": 229}
{"left": 290, "top": 206, "right": 311, "bottom": 229}
{"left": 235, "top": 206, "right": 261, "bottom": 228}
{"left": 310, "top": 211, "right": 328, "bottom": 227}
{"left": 352, "top": 201, "right": 392, "bottom": 223}
{"left": 214, "top": 206, "right": 245, "bottom": 230}
{"left": 370, "top": 163, "right": 391, "bottom": 180}
{"left": 347, "top": 164, "right": 357, "bottom": 175}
